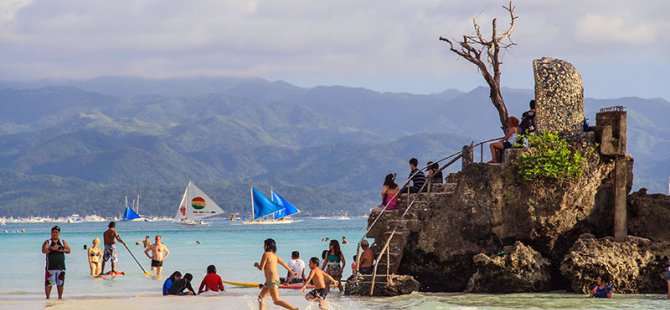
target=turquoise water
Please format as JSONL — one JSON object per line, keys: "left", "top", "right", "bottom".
{"left": 0, "top": 218, "right": 668, "bottom": 309}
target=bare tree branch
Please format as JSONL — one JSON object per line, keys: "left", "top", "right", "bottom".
{"left": 438, "top": 1, "right": 518, "bottom": 133}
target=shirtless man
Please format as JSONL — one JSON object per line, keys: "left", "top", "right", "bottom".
{"left": 101, "top": 222, "right": 126, "bottom": 275}
{"left": 144, "top": 235, "right": 170, "bottom": 278}
{"left": 301, "top": 257, "right": 337, "bottom": 310}
{"left": 253, "top": 238, "right": 298, "bottom": 310}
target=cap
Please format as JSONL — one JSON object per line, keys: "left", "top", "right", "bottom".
{"left": 51, "top": 225, "right": 61, "bottom": 232}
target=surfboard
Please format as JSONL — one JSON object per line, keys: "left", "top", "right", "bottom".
{"left": 222, "top": 280, "right": 338, "bottom": 290}
{"left": 95, "top": 271, "right": 126, "bottom": 278}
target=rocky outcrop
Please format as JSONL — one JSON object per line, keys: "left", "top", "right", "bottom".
{"left": 393, "top": 143, "right": 615, "bottom": 292}
{"left": 465, "top": 242, "right": 551, "bottom": 293}
{"left": 344, "top": 274, "right": 420, "bottom": 296}
{"left": 560, "top": 234, "right": 670, "bottom": 294}
{"left": 628, "top": 188, "right": 670, "bottom": 241}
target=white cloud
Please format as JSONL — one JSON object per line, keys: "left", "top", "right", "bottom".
{"left": 0, "top": 0, "right": 667, "bottom": 98}
{"left": 0, "top": 0, "right": 33, "bottom": 42}
{"left": 576, "top": 14, "right": 657, "bottom": 45}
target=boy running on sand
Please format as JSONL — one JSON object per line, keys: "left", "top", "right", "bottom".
{"left": 301, "top": 257, "right": 337, "bottom": 310}
{"left": 254, "top": 238, "right": 298, "bottom": 310}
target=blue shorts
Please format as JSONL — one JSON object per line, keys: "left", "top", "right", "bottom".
{"left": 503, "top": 141, "right": 513, "bottom": 149}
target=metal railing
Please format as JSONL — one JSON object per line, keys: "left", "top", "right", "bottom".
{"left": 353, "top": 137, "right": 501, "bottom": 295}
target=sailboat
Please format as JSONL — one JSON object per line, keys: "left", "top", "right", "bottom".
{"left": 242, "top": 187, "right": 300, "bottom": 224}
{"left": 270, "top": 190, "right": 301, "bottom": 223}
{"left": 122, "top": 196, "right": 144, "bottom": 221}
{"left": 174, "top": 181, "right": 224, "bottom": 225}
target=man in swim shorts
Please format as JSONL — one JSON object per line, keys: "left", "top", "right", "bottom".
{"left": 101, "top": 221, "right": 126, "bottom": 275}
{"left": 41, "top": 226, "right": 71, "bottom": 299}
{"left": 145, "top": 234, "right": 170, "bottom": 278}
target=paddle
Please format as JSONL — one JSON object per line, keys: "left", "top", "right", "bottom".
{"left": 120, "top": 239, "right": 151, "bottom": 276}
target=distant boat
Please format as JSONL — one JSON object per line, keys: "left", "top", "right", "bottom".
{"left": 122, "top": 196, "right": 145, "bottom": 221}
{"left": 84, "top": 215, "right": 106, "bottom": 222}
{"left": 242, "top": 187, "right": 300, "bottom": 225}
{"left": 67, "top": 214, "right": 83, "bottom": 223}
{"left": 174, "top": 181, "right": 224, "bottom": 225}
{"left": 336, "top": 211, "right": 350, "bottom": 220}
{"left": 271, "top": 190, "right": 301, "bottom": 221}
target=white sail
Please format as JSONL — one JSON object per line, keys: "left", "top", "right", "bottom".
{"left": 175, "top": 181, "right": 224, "bottom": 221}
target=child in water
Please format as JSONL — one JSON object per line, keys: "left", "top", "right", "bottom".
{"left": 198, "top": 265, "right": 224, "bottom": 294}
{"left": 254, "top": 238, "right": 298, "bottom": 310}
{"left": 590, "top": 274, "right": 612, "bottom": 298}
{"left": 302, "top": 257, "right": 337, "bottom": 310}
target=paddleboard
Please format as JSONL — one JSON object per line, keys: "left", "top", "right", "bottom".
{"left": 222, "top": 280, "right": 338, "bottom": 290}
{"left": 95, "top": 271, "right": 126, "bottom": 278}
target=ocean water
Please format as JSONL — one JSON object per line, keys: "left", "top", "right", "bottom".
{"left": 0, "top": 218, "right": 667, "bottom": 310}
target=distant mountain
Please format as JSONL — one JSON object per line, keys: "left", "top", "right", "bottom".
{"left": 0, "top": 77, "right": 667, "bottom": 217}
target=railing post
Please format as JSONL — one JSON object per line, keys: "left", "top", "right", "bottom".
{"left": 480, "top": 144, "right": 484, "bottom": 163}
{"left": 355, "top": 243, "right": 361, "bottom": 274}
{"left": 386, "top": 244, "right": 390, "bottom": 276}
{"left": 461, "top": 144, "right": 473, "bottom": 169}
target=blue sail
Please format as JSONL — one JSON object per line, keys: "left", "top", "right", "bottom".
{"left": 272, "top": 192, "right": 301, "bottom": 220}
{"left": 252, "top": 188, "right": 284, "bottom": 220}
{"left": 122, "top": 207, "right": 141, "bottom": 221}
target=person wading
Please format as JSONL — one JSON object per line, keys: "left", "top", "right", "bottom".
{"left": 144, "top": 234, "right": 170, "bottom": 278}
{"left": 41, "top": 226, "right": 71, "bottom": 299}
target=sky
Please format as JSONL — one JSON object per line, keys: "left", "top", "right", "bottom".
{"left": 0, "top": 0, "right": 668, "bottom": 99}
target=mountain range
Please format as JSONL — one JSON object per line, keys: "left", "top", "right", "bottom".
{"left": 0, "top": 77, "right": 667, "bottom": 218}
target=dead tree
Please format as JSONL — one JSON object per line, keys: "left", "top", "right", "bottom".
{"left": 439, "top": 1, "right": 518, "bottom": 133}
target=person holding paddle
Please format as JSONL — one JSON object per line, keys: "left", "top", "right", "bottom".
{"left": 101, "top": 221, "right": 126, "bottom": 275}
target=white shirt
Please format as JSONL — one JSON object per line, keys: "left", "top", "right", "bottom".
{"left": 287, "top": 259, "right": 305, "bottom": 280}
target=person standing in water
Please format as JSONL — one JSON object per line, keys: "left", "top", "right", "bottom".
{"left": 101, "top": 221, "right": 126, "bottom": 275}
{"left": 41, "top": 226, "right": 71, "bottom": 299}
{"left": 144, "top": 235, "right": 170, "bottom": 278}
{"left": 87, "top": 238, "right": 102, "bottom": 276}
{"left": 321, "top": 239, "right": 346, "bottom": 292}
{"left": 254, "top": 238, "right": 298, "bottom": 310}
{"left": 302, "top": 257, "right": 338, "bottom": 310}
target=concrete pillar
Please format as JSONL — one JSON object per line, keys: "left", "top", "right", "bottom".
{"left": 614, "top": 157, "right": 628, "bottom": 241}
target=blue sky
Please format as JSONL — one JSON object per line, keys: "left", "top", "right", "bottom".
{"left": 0, "top": 0, "right": 668, "bottom": 99}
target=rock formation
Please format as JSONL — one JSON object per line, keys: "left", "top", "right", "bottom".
{"left": 466, "top": 241, "right": 551, "bottom": 293}
{"left": 344, "top": 274, "right": 420, "bottom": 296}
{"left": 357, "top": 57, "right": 668, "bottom": 296}
{"left": 533, "top": 57, "right": 584, "bottom": 134}
{"left": 560, "top": 234, "right": 670, "bottom": 294}
{"left": 628, "top": 188, "right": 670, "bottom": 241}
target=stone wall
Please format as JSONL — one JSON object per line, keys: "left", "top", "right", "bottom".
{"left": 533, "top": 57, "right": 584, "bottom": 134}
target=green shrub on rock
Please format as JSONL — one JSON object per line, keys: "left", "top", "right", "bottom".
{"left": 516, "top": 132, "right": 586, "bottom": 181}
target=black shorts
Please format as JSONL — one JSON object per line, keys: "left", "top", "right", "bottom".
{"left": 151, "top": 260, "right": 163, "bottom": 267}
{"left": 308, "top": 288, "right": 328, "bottom": 299}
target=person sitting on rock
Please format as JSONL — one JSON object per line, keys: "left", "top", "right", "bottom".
{"left": 519, "top": 99, "right": 537, "bottom": 134}
{"left": 488, "top": 117, "right": 521, "bottom": 164}
{"left": 380, "top": 173, "right": 399, "bottom": 210}
{"left": 590, "top": 274, "right": 612, "bottom": 298}
{"left": 426, "top": 161, "right": 443, "bottom": 184}
{"left": 400, "top": 158, "right": 426, "bottom": 193}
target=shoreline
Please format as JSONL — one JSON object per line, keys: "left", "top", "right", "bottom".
{"left": 2, "top": 291, "right": 669, "bottom": 310}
